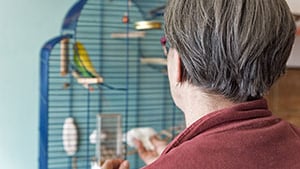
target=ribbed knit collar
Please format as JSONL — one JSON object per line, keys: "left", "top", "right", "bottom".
{"left": 163, "top": 99, "right": 271, "bottom": 154}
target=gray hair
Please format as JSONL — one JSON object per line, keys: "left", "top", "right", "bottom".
{"left": 164, "top": 0, "right": 296, "bottom": 102}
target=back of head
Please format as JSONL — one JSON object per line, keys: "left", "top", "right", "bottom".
{"left": 164, "top": 0, "right": 296, "bottom": 102}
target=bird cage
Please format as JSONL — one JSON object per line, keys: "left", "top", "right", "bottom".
{"left": 39, "top": 0, "right": 184, "bottom": 169}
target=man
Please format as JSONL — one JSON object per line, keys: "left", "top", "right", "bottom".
{"left": 103, "top": 0, "right": 300, "bottom": 168}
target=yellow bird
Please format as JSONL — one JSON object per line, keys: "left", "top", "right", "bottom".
{"left": 74, "top": 41, "right": 101, "bottom": 78}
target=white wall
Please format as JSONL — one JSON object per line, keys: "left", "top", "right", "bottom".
{"left": 0, "top": 0, "right": 75, "bottom": 169}
{"left": 288, "top": 36, "right": 300, "bottom": 67}
{"left": 286, "top": 0, "right": 300, "bottom": 67}
{"left": 286, "top": 0, "right": 300, "bottom": 15}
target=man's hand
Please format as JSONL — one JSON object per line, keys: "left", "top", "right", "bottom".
{"left": 101, "top": 159, "right": 129, "bottom": 169}
{"left": 134, "top": 136, "right": 168, "bottom": 165}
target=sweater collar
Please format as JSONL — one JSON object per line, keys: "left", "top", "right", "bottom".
{"left": 163, "top": 99, "right": 271, "bottom": 154}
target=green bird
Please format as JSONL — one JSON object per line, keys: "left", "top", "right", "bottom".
{"left": 73, "top": 42, "right": 94, "bottom": 78}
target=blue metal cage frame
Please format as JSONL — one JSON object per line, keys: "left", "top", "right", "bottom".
{"left": 39, "top": 1, "right": 183, "bottom": 169}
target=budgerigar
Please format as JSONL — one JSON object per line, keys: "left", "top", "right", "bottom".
{"left": 73, "top": 41, "right": 101, "bottom": 78}
{"left": 73, "top": 49, "right": 94, "bottom": 77}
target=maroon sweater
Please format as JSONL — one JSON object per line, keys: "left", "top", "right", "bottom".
{"left": 143, "top": 99, "right": 300, "bottom": 169}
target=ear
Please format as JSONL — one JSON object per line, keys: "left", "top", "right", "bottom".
{"left": 173, "top": 49, "right": 182, "bottom": 82}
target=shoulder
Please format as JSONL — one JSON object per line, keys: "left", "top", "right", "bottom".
{"left": 144, "top": 117, "right": 300, "bottom": 169}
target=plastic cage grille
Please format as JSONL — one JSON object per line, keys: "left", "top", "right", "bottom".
{"left": 39, "top": 0, "right": 184, "bottom": 169}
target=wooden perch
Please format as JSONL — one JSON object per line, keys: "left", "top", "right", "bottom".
{"left": 140, "top": 58, "right": 167, "bottom": 65}
{"left": 72, "top": 71, "right": 104, "bottom": 85}
{"left": 60, "top": 38, "right": 69, "bottom": 76}
{"left": 111, "top": 31, "right": 146, "bottom": 38}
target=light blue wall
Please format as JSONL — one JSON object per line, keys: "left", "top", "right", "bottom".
{"left": 0, "top": 0, "right": 76, "bottom": 168}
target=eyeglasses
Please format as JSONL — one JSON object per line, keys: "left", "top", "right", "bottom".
{"left": 160, "top": 36, "right": 169, "bottom": 57}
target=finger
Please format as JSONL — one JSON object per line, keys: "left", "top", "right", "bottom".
{"left": 149, "top": 135, "right": 167, "bottom": 155}
{"left": 134, "top": 139, "right": 156, "bottom": 160}
{"left": 150, "top": 135, "right": 160, "bottom": 143}
{"left": 133, "top": 139, "right": 145, "bottom": 151}
{"left": 101, "top": 159, "right": 113, "bottom": 169}
{"left": 150, "top": 135, "right": 167, "bottom": 146}
{"left": 102, "top": 159, "right": 124, "bottom": 169}
{"left": 119, "top": 160, "right": 130, "bottom": 169}
{"left": 133, "top": 138, "right": 142, "bottom": 146}
{"left": 134, "top": 139, "right": 148, "bottom": 156}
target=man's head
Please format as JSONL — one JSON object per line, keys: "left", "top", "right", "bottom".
{"left": 164, "top": 0, "right": 296, "bottom": 102}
